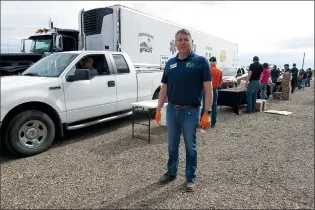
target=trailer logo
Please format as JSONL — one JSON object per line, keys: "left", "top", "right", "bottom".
{"left": 138, "top": 33, "right": 154, "bottom": 53}
{"left": 220, "top": 50, "right": 227, "bottom": 62}
{"left": 169, "top": 40, "right": 177, "bottom": 54}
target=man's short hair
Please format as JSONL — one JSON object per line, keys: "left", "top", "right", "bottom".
{"left": 263, "top": 63, "right": 269, "bottom": 68}
{"left": 82, "top": 57, "right": 93, "bottom": 64}
{"left": 253, "top": 56, "right": 259, "bottom": 62}
{"left": 175, "top": 28, "right": 192, "bottom": 40}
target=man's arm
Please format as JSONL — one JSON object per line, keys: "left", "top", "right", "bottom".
{"left": 203, "top": 58, "right": 213, "bottom": 111}
{"left": 157, "top": 66, "right": 168, "bottom": 111}
{"left": 157, "top": 84, "right": 167, "bottom": 110}
{"left": 246, "top": 71, "right": 252, "bottom": 82}
{"left": 203, "top": 81, "right": 213, "bottom": 111}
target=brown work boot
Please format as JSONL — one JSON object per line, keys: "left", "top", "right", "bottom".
{"left": 158, "top": 173, "right": 177, "bottom": 184}
{"left": 186, "top": 180, "right": 196, "bottom": 192}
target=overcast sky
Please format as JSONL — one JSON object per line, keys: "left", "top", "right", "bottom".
{"left": 1, "top": 1, "right": 314, "bottom": 68}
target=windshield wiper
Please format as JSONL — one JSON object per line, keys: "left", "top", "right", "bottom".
{"left": 22, "top": 73, "right": 40, "bottom": 76}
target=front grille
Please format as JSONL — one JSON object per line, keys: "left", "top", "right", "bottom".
{"left": 83, "top": 8, "right": 113, "bottom": 36}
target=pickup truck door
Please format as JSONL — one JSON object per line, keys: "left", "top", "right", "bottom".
{"left": 62, "top": 53, "right": 117, "bottom": 123}
{"left": 108, "top": 54, "right": 137, "bottom": 112}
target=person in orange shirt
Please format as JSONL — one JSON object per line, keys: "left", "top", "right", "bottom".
{"left": 201, "top": 56, "right": 223, "bottom": 127}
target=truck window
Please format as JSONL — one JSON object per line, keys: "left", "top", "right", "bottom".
{"left": 112, "top": 54, "right": 130, "bottom": 74}
{"left": 75, "top": 54, "right": 109, "bottom": 76}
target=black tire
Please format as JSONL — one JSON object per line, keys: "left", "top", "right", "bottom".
{"left": 6, "top": 110, "right": 55, "bottom": 157}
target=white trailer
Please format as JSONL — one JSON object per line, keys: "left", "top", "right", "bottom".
{"left": 78, "top": 4, "right": 238, "bottom": 69}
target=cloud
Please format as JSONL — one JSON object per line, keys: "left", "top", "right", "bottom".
{"left": 238, "top": 51, "right": 314, "bottom": 69}
{"left": 272, "top": 35, "right": 314, "bottom": 50}
{"left": 1, "top": 1, "right": 314, "bottom": 68}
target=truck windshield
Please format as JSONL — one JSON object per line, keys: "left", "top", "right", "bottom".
{"left": 31, "top": 39, "right": 52, "bottom": 53}
{"left": 222, "top": 68, "right": 237, "bottom": 76}
{"left": 22, "top": 53, "right": 78, "bottom": 77}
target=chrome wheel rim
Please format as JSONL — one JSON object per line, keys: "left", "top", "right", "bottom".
{"left": 18, "top": 120, "right": 48, "bottom": 148}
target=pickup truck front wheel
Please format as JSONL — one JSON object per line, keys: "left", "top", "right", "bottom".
{"left": 6, "top": 110, "right": 55, "bottom": 157}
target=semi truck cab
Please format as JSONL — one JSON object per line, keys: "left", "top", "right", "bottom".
{"left": 20, "top": 28, "right": 79, "bottom": 54}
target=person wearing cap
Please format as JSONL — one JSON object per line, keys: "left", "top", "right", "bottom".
{"left": 82, "top": 57, "right": 99, "bottom": 77}
{"left": 290, "top": 63, "right": 298, "bottom": 93}
{"left": 244, "top": 56, "right": 263, "bottom": 114}
{"left": 305, "top": 68, "right": 313, "bottom": 87}
{"left": 201, "top": 56, "right": 222, "bottom": 127}
{"left": 155, "top": 28, "right": 213, "bottom": 192}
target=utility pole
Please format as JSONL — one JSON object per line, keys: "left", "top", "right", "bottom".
{"left": 302, "top": 52, "right": 305, "bottom": 69}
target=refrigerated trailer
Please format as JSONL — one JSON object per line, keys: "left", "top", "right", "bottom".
{"left": 78, "top": 4, "right": 238, "bottom": 68}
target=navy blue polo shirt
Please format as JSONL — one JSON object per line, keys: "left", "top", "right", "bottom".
{"left": 161, "top": 52, "right": 212, "bottom": 106}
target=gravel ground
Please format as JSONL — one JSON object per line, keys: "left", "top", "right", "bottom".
{"left": 1, "top": 82, "right": 314, "bottom": 209}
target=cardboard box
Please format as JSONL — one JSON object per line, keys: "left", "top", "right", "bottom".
{"left": 255, "top": 99, "right": 266, "bottom": 112}
{"left": 281, "top": 86, "right": 291, "bottom": 100}
{"left": 281, "top": 79, "right": 291, "bottom": 87}
{"left": 282, "top": 72, "right": 291, "bottom": 80}
{"left": 273, "top": 92, "right": 281, "bottom": 99}
{"left": 281, "top": 86, "right": 291, "bottom": 93}
{"left": 281, "top": 93, "right": 290, "bottom": 100}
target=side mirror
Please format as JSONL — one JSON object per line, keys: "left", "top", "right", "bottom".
{"left": 55, "top": 35, "right": 63, "bottom": 51}
{"left": 20, "top": 39, "right": 25, "bottom": 53}
{"left": 66, "top": 69, "right": 90, "bottom": 82}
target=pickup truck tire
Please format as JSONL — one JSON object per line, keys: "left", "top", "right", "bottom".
{"left": 6, "top": 110, "right": 55, "bottom": 157}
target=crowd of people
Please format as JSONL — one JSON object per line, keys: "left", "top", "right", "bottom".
{"left": 244, "top": 58, "right": 313, "bottom": 113}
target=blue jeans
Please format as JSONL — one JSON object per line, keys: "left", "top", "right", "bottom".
{"left": 260, "top": 83, "right": 268, "bottom": 99}
{"left": 246, "top": 80, "right": 260, "bottom": 112}
{"left": 301, "top": 79, "right": 307, "bottom": 89}
{"left": 201, "top": 88, "right": 218, "bottom": 126}
{"left": 305, "top": 78, "right": 311, "bottom": 87}
{"left": 166, "top": 104, "right": 200, "bottom": 181}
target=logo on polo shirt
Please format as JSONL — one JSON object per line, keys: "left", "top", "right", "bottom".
{"left": 186, "top": 62, "right": 194, "bottom": 68}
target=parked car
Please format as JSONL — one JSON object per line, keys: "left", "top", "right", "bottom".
{"left": 219, "top": 67, "right": 248, "bottom": 89}
{"left": 0, "top": 51, "right": 163, "bottom": 157}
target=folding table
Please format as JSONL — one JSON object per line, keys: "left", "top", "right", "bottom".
{"left": 130, "top": 99, "right": 168, "bottom": 143}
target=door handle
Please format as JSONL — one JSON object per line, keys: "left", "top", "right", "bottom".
{"left": 108, "top": 81, "right": 115, "bottom": 87}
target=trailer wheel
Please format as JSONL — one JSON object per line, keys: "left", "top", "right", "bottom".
{"left": 6, "top": 110, "right": 55, "bottom": 157}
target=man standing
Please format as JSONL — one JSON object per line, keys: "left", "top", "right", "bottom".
{"left": 290, "top": 63, "right": 298, "bottom": 93}
{"left": 244, "top": 56, "right": 263, "bottom": 114}
{"left": 305, "top": 68, "right": 313, "bottom": 87}
{"left": 201, "top": 56, "right": 222, "bottom": 128}
{"left": 270, "top": 65, "right": 280, "bottom": 96}
{"left": 155, "top": 29, "right": 213, "bottom": 192}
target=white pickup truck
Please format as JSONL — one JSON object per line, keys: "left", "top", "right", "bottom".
{"left": 0, "top": 51, "right": 163, "bottom": 157}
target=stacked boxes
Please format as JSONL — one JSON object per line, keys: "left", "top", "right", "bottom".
{"left": 255, "top": 99, "right": 267, "bottom": 112}
{"left": 273, "top": 92, "right": 281, "bottom": 99}
{"left": 281, "top": 72, "right": 291, "bottom": 100}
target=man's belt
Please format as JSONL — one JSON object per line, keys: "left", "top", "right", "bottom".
{"left": 169, "top": 102, "right": 200, "bottom": 110}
